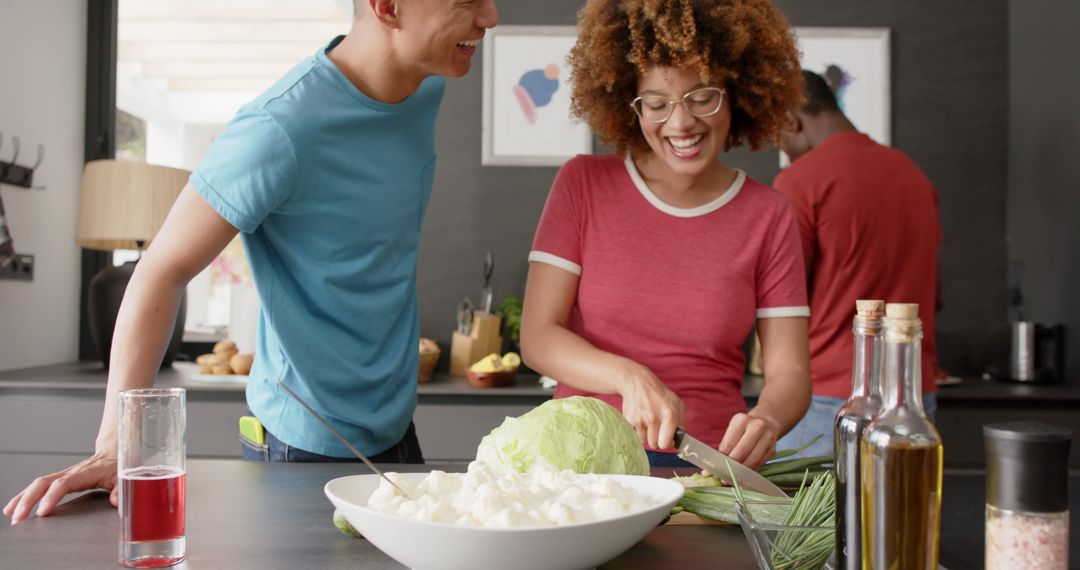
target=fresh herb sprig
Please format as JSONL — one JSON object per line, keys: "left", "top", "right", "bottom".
{"left": 768, "top": 470, "right": 836, "bottom": 569}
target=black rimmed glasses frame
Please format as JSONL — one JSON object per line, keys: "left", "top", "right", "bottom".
{"left": 630, "top": 87, "right": 726, "bottom": 124}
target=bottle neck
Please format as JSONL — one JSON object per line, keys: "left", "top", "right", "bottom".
{"left": 850, "top": 316, "right": 883, "bottom": 400}
{"left": 882, "top": 326, "right": 925, "bottom": 414}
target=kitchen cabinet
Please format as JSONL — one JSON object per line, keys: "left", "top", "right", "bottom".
{"left": 0, "top": 363, "right": 552, "bottom": 462}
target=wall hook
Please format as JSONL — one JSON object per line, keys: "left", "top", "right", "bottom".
{"left": 0, "top": 130, "right": 46, "bottom": 190}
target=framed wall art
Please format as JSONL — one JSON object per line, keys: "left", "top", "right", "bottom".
{"left": 481, "top": 25, "right": 592, "bottom": 166}
{"left": 782, "top": 27, "right": 891, "bottom": 166}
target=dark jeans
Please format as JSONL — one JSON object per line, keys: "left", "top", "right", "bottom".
{"left": 240, "top": 420, "right": 424, "bottom": 464}
{"left": 646, "top": 450, "right": 696, "bottom": 469}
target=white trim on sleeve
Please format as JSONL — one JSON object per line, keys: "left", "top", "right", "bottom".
{"left": 528, "top": 251, "right": 582, "bottom": 276}
{"left": 756, "top": 306, "right": 811, "bottom": 318}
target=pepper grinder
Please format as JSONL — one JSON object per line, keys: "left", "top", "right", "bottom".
{"left": 984, "top": 422, "right": 1072, "bottom": 570}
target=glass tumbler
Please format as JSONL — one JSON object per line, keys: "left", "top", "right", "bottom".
{"left": 118, "top": 388, "right": 187, "bottom": 568}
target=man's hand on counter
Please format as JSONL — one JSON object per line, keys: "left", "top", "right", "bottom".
{"left": 4, "top": 452, "right": 118, "bottom": 524}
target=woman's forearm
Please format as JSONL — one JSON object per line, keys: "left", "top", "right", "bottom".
{"left": 751, "top": 369, "right": 811, "bottom": 436}
{"left": 520, "top": 321, "right": 638, "bottom": 396}
{"left": 753, "top": 317, "right": 812, "bottom": 437}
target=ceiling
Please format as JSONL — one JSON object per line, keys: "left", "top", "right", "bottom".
{"left": 118, "top": 0, "right": 353, "bottom": 124}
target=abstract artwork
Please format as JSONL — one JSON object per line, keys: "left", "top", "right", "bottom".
{"left": 782, "top": 27, "right": 891, "bottom": 166}
{"left": 482, "top": 26, "right": 592, "bottom": 166}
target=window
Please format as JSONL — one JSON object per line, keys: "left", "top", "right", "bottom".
{"left": 113, "top": 0, "right": 351, "bottom": 341}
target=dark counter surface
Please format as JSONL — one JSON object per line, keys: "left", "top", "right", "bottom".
{"left": 931, "top": 375, "right": 1080, "bottom": 402}
{"left": 2, "top": 455, "right": 1077, "bottom": 569}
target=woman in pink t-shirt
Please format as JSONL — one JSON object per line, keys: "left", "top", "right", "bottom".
{"left": 521, "top": 0, "right": 812, "bottom": 469}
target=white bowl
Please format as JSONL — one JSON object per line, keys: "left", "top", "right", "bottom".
{"left": 324, "top": 472, "right": 684, "bottom": 570}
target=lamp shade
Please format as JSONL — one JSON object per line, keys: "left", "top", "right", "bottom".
{"left": 75, "top": 159, "right": 190, "bottom": 251}
{"left": 76, "top": 159, "right": 190, "bottom": 369}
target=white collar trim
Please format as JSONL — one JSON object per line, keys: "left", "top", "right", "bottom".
{"left": 623, "top": 155, "right": 746, "bottom": 218}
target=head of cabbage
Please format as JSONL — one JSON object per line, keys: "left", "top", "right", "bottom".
{"left": 475, "top": 396, "right": 649, "bottom": 475}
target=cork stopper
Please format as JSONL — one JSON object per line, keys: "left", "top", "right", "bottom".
{"left": 855, "top": 300, "right": 885, "bottom": 318}
{"left": 885, "top": 303, "right": 919, "bottom": 319}
{"left": 884, "top": 303, "right": 921, "bottom": 341}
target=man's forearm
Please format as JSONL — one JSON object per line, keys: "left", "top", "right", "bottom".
{"left": 95, "top": 259, "right": 187, "bottom": 452}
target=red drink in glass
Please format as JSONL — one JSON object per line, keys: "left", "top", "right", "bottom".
{"left": 118, "top": 388, "right": 186, "bottom": 568}
{"left": 120, "top": 467, "right": 186, "bottom": 543}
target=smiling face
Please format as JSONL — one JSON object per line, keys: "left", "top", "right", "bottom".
{"left": 396, "top": 0, "right": 498, "bottom": 78}
{"left": 634, "top": 66, "right": 731, "bottom": 177}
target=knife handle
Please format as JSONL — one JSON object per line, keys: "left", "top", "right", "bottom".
{"left": 673, "top": 427, "right": 686, "bottom": 448}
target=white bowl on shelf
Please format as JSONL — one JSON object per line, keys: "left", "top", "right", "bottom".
{"left": 324, "top": 472, "right": 684, "bottom": 570}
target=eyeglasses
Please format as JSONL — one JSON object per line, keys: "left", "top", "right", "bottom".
{"left": 630, "top": 87, "right": 726, "bottom": 124}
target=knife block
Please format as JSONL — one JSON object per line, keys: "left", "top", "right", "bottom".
{"left": 449, "top": 313, "right": 503, "bottom": 376}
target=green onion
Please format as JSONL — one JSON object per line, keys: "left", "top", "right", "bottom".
{"left": 757, "top": 455, "right": 833, "bottom": 478}
{"left": 677, "top": 486, "right": 785, "bottom": 524}
{"left": 764, "top": 469, "right": 829, "bottom": 486}
{"left": 672, "top": 441, "right": 834, "bottom": 525}
{"left": 769, "top": 434, "right": 822, "bottom": 460}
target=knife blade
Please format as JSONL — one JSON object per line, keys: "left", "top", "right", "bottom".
{"left": 277, "top": 379, "right": 411, "bottom": 499}
{"left": 673, "top": 428, "right": 787, "bottom": 497}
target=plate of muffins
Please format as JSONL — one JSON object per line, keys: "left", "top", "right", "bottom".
{"left": 190, "top": 339, "right": 254, "bottom": 383}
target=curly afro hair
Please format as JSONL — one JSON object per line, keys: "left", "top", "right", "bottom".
{"left": 568, "top": 0, "right": 804, "bottom": 155}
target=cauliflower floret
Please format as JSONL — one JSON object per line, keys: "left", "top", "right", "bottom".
{"left": 365, "top": 461, "right": 653, "bottom": 528}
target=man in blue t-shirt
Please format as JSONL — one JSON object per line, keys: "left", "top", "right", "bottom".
{"left": 6, "top": 0, "right": 499, "bottom": 524}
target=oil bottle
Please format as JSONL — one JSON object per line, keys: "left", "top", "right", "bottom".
{"left": 834, "top": 300, "right": 884, "bottom": 569}
{"left": 861, "top": 303, "right": 942, "bottom": 569}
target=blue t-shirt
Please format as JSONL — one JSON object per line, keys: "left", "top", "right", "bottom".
{"left": 190, "top": 36, "right": 445, "bottom": 457}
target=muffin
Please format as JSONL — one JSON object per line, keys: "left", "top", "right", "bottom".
{"left": 230, "top": 353, "right": 254, "bottom": 375}
{"left": 197, "top": 353, "right": 229, "bottom": 374}
{"left": 213, "top": 339, "right": 239, "bottom": 359}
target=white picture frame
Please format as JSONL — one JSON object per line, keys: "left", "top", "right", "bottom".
{"left": 482, "top": 26, "right": 592, "bottom": 167}
{"left": 781, "top": 27, "right": 891, "bottom": 166}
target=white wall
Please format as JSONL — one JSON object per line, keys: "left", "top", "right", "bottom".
{"left": 0, "top": 1, "right": 86, "bottom": 370}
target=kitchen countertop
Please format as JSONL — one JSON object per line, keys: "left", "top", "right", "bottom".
{"left": 3, "top": 361, "right": 1078, "bottom": 404}
{"left": 3, "top": 456, "right": 1076, "bottom": 569}
{"left": 0, "top": 362, "right": 555, "bottom": 398}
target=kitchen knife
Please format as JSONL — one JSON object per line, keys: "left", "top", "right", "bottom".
{"left": 480, "top": 250, "right": 494, "bottom": 314}
{"left": 673, "top": 428, "right": 787, "bottom": 497}
{"left": 456, "top": 297, "right": 474, "bottom": 335}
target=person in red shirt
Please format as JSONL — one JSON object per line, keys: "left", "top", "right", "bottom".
{"left": 521, "top": 0, "right": 811, "bottom": 470}
{"left": 774, "top": 70, "right": 942, "bottom": 458}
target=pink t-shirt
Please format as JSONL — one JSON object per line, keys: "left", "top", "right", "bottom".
{"left": 530, "top": 154, "right": 808, "bottom": 449}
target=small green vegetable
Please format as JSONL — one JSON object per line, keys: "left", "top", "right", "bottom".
{"left": 333, "top": 509, "right": 363, "bottom": 539}
{"left": 671, "top": 472, "right": 722, "bottom": 488}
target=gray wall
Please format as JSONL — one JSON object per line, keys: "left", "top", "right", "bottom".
{"left": 0, "top": 0, "right": 86, "bottom": 371}
{"left": 418, "top": 1, "right": 1010, "bottom": 375}
{"left": 1007, "top": 0, "right": 1080, "bottom": 384}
